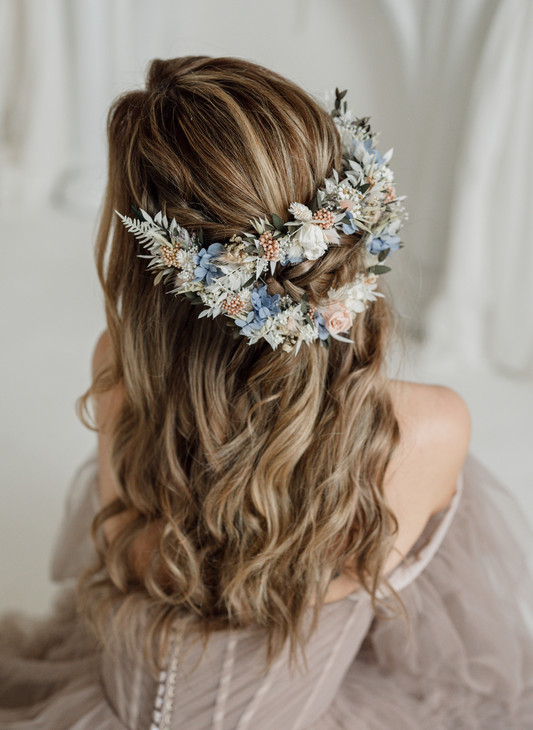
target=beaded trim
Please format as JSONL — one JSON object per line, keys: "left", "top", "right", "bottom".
{"left": 150, "top": 633, "right": 181, "bottom": 730}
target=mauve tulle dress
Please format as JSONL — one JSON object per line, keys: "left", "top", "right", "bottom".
{"left": 2, "top": 453, "right": 533, "bottom": 729}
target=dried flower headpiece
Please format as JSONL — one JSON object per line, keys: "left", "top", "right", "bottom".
{"left": 117, "top": 89, "right": 407, "bottom": 352}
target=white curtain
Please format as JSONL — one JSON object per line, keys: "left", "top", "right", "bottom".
{"left": 1, "top": 0, "right": 531, "bottom": 375}
{"left": 426, "top": 0, "right": 533, "bottom": 376}
{"left": 0, "top": 0, "right": 70, "bottom": 206}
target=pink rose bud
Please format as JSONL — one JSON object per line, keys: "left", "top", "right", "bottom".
{"left": 323, "top": 301, "right": 352, "bottom": 334}
{"left": 286, "top": 317, "right": 297, "bottom": 331}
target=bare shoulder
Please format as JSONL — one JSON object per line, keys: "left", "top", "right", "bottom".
{"left": 91, "top": 330, "right": 124, "bottom": 434}
{"left": 91, "top": 332, "right": 160, "bottom": 569}
{"left": 92, "top": 329, "right": 112, "bottom": 377}
{"left": 387, "top": 381, "right": 471, "bottom": 511}
{"left": 382, "top": 381, "right": 471, "bottom": 570}
{"left": 90, "top": 331, "right": 126, "bottom": 534}
{"left": 390, "top": 381, "right": 471, "bottom": 460}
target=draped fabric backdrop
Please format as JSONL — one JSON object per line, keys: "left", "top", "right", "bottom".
{"left": 1, "top": 0, "right": 532, "bottom": 374}
{"left": 425, "top": 0, "right": 533, "bottom": 376}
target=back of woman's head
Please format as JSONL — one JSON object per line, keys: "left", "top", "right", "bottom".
{"left": 83, "top": 56, "right": 400, "bottom": 670}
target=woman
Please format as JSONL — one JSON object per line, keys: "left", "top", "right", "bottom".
{"left": 1, "top": 56, "right": 533, "bottom": 729}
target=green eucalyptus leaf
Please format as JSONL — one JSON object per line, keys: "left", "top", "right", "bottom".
{"left": 377, "top": 248, "right": 389, "bottom": 262}
{"left": 271, "top": 213, "right": 285, "bottom": 232}
{"left": 372, "top": 265, "right": 391, "bottom": 275}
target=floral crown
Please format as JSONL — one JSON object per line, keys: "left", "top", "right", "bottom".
{"left": 117, "top": 89, "right": 407, "bottom": 353}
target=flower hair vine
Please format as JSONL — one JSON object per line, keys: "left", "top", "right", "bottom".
{"left": 117, "top": 89, "right": 407, "bottom": 353}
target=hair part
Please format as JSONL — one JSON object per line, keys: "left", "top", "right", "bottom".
{"left": 78, "top": 56, "right": 400, "bottom": 673}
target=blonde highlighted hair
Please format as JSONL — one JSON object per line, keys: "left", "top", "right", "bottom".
{"left": 79, "top": 56, "right": 400, "bottom": 670}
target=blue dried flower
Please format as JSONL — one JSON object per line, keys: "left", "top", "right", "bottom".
{"left": 367, "top": 234, "right": 401, "bottom": 256}
{"left": 193, "top": 243, "right": 224, "bottom": 285}
{"left": 342, "top": 211, "right": 358, "bottom": 236}
{"left": 362, "top": 138, "right": 385, "bottom": 167}
{"left": 252, "top": 286, "right": 281, "bottom": 320}
{"left": 314, "top": 312, "right": 330, "bottom": 340}
{"left": 235, "top": 285, "right": 281, "bottom": 335}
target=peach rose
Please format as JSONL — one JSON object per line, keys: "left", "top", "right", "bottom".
{"left": 323, "top": 300, "right": 352, "bottom": 335}
{"left": 285, "top": 316, "right": 297, "bottom": 331}
{"left": 339, "top": 199, "right": 356, "bottom": 212}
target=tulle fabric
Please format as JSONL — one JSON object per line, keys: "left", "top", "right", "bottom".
{"left": 0, "top": 590, "right": 121, "bottom": 728}
{"left": 1, "top": 455, "right": 533, "bottom": 729}
{"left": 317, "top": 457, "right": 533, "bottom": 729}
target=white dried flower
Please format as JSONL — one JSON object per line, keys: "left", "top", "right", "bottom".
{"left": 291, "top": 222, "right": 329, "bottom": 260}
{"left": 175, "top": 249, "right": 196, "bottom": 281}
{"left": 288, "top": 202, "right": 313, "bottom": 222}
{"left": 329, "top": 275, "right": 382, "bottom": 314}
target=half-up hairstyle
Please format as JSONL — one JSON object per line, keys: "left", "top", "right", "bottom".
{"left": 79, "top": 56, "right": 400, "bottom": 671}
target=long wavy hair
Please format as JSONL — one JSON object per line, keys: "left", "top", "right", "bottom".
{"left": 78, "top": 56, "right": 400, "bottom": 671}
